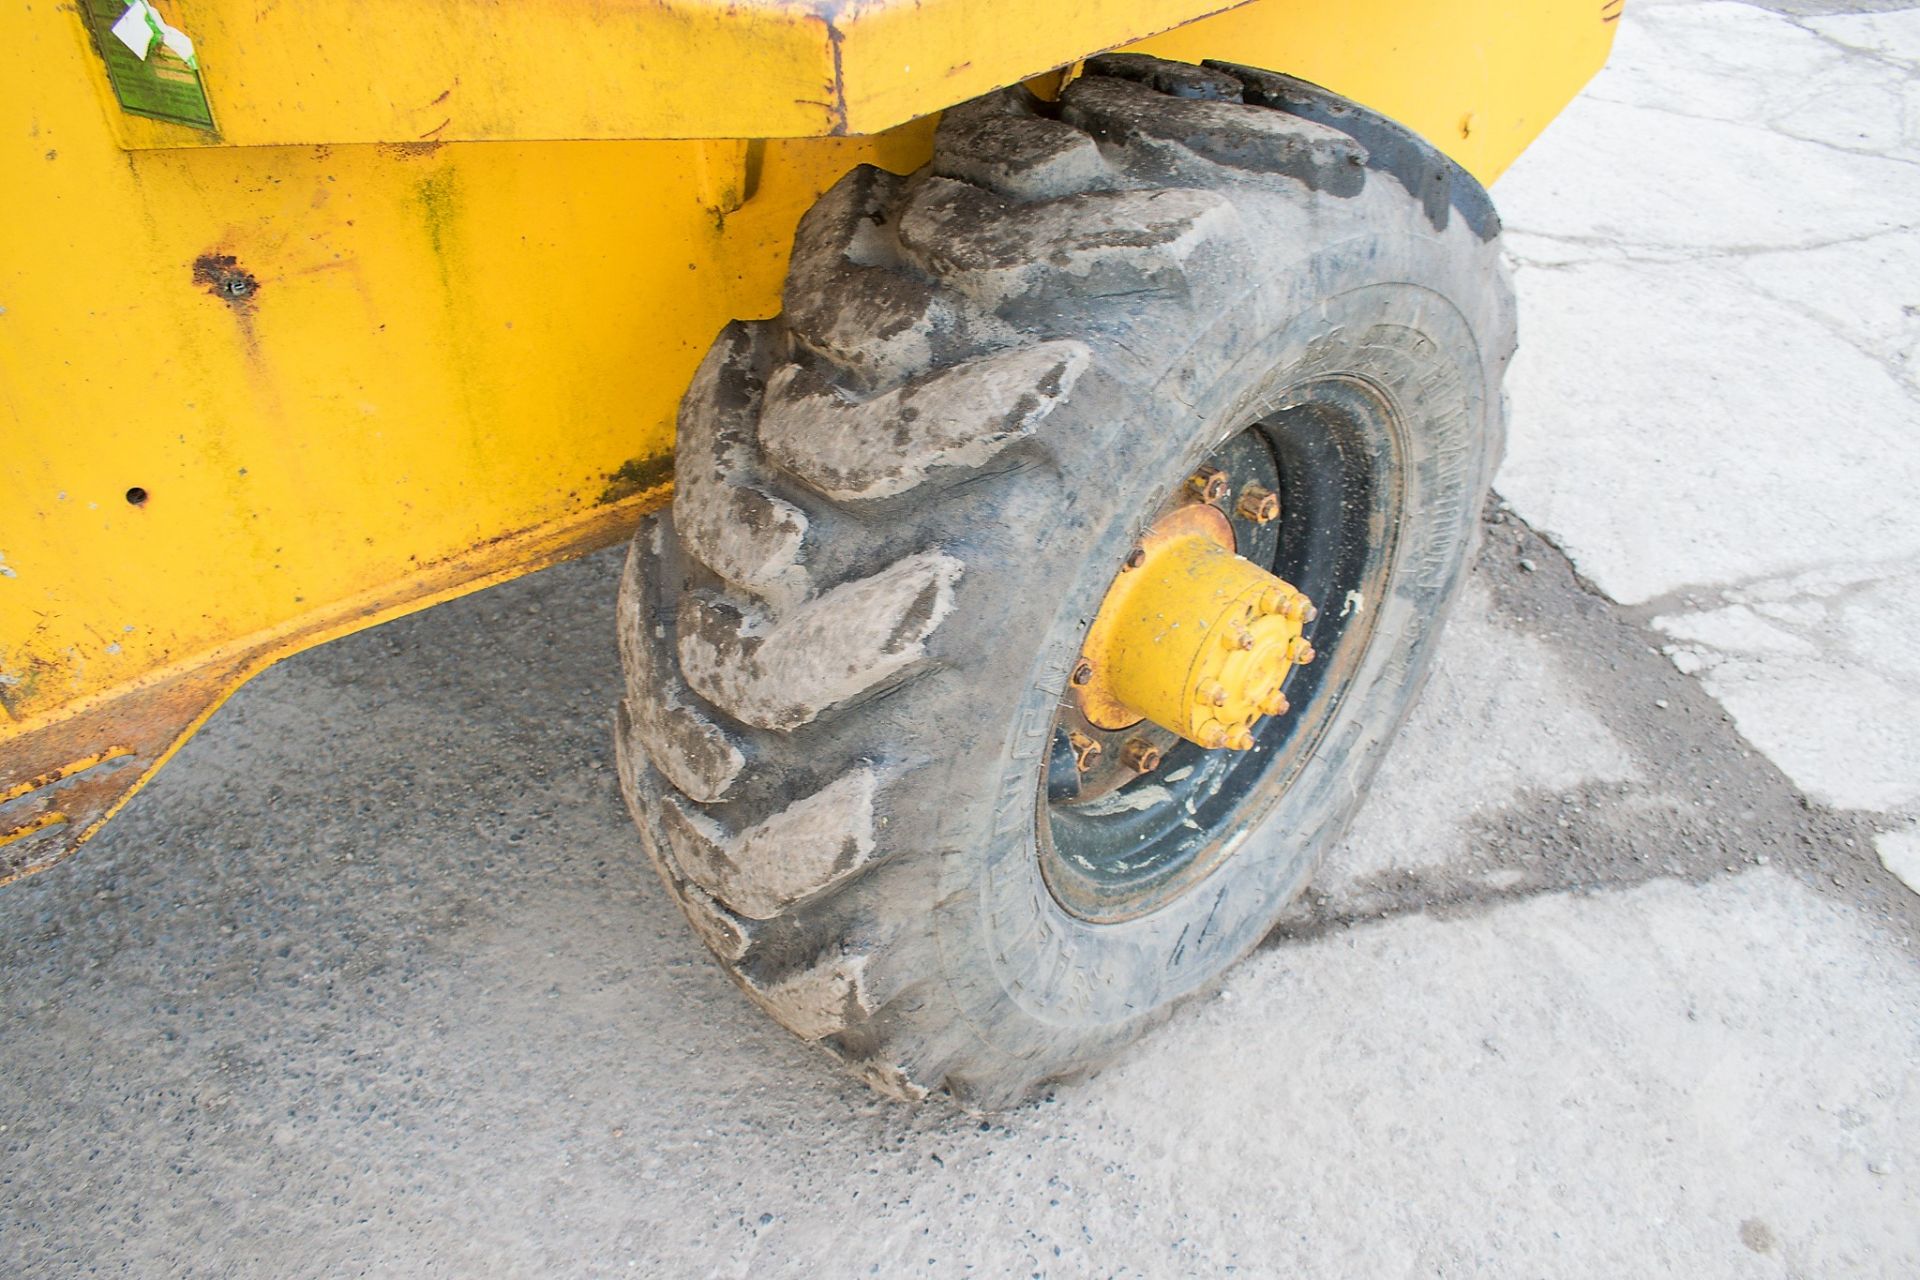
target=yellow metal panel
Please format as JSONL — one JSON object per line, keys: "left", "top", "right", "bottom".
{"left": 75, "top": 0, "right": 1612, "bottom": 154}
{"left": 92, "top": 0, "right": 840, "bottom": 147}
{"left": 831, "top": 0, "right": 1249, "bottom": 136}
{"left": 2, "top": 3, "right": 937, "bottom": 732}
{"left": 92, "top": 0, "right": 1251, "bottom": 148}
{"left": 1125, "top": 0, "right": 1619, "bottom": 183}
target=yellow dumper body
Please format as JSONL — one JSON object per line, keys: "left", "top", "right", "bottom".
{"left": 0, "top": 0, "right": 1617, "bottom": 878}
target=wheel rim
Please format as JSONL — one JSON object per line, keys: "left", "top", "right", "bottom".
{"left": 1037, "top": 376, "right": 1405, "bottom": 923}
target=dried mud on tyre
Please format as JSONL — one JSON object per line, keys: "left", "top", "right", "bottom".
{"left": 616, "top": 54, "right": 1514, "bottom": 1108}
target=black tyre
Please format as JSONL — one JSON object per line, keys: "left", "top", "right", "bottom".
{"left": 615, "top": 55, "right": 1513, "bottom": 1107}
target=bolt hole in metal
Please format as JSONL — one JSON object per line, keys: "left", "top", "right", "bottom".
{"left": 125, "top": 487, "right": 148, "bottom": 507}
{"left": 1039, "top": 381, "right": 1401, "bottom": 923}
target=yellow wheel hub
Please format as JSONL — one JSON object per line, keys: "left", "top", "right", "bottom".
{"left": 1075, "top": 498, "right": 1316, "bottom": 752}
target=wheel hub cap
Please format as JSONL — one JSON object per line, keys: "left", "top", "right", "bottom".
{"left": 1075, "top": 495, "right": 1316, "bottom": 751}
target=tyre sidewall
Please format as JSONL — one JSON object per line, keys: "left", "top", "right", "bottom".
{"left": 930, "top": 236, "right": 1497, "bottom": 1064}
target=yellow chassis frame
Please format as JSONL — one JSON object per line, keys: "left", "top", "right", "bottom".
{"left": 0, "top": 0, "right": 1617, "bottom": 880}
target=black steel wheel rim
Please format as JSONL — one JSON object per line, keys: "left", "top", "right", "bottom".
{"left": 1037, "top": 377, "right": 1404, "bottom": 923}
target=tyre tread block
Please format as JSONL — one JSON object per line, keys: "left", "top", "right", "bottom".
{"left": 744, "top": 951, "right": 873, "bottom": 1042}
{"left": 612, "top": 726, "right": 761, "bottom": 962}
{"left": 1082, "top": 52, "right": 1245, "bottom": 100}
{"left": 673, "top": 323, "right": 812, "bottom": 604}
{"left": 1215, "top": 60, "right": 1502, "bottom": 239}
{"left": 897, "top": 177, "right": 1241, "bottom": 311}
{"left": 616, "top": 536, "right": 748, "bottom": 802}
{"left": 676, "top": 550, "right": 964, "bottom": 731}
{"left": 1060, "top": 76, "right": 1367, "bottom": 196}
{"left": 760, "top": 340, "right": 1091, "bottom": 501}
{"left": 932, "top": 91, "right": 1113, "bottom": 201}
{"left": 659, "top": 767, "right": 881, "bottom": 920}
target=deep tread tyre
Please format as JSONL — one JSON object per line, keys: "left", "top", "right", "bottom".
{"left": 616, "top": 56, "right": 1515, "bottom": 1107}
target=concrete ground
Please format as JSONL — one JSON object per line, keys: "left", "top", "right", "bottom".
{"left": 5, "top": 1, "right": 1918, "bottom": 1275}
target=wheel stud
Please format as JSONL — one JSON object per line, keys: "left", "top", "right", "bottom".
{"left": 1259, "top": 689, "right": 1290, "bottom": 717}
{"left": 1068, "top": 730, "right": 1102, "bottom": 771}
{"left": 1226, "top": 724, "right": 1256, "bottom": 751}
{"left": 1120, "top": 737, "right": 1163, "bottom": 772}
{"left": 1288, "top": 638, "right": 1316, "bottom": 665}
{"left": 1187, "top": 465, "right": 1231, "bottom": 504}
{"left": 1196, "top": 720, "right": 1228, "bottom": 749}
{"left": 1070, "top": 658, "right": 1095, "bottom": 686}
{"left": 1198, "top": 679, "right": 1229, "bottom": 708}
{"left": 1235, "top": 484, "right": 1280, "bottom": 524}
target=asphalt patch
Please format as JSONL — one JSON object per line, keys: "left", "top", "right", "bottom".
{"left": 1268, "top": 500, "right": 1920, "bottom": 951}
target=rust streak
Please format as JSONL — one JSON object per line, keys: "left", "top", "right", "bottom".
{"left": 192, "top": 253, "right": 261, "bottom": 310}
{"left": 0, "top": 811, "right": 68, "bottom": 849}
{"left": 0, "top": 746, "right": 135, "bottom": 805}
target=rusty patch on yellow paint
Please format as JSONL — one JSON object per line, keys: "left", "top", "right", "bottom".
{"left": 0, "top": 746, "right": 136, "bottom": 806}
{"left": 192, "top": 253, "right": 260, "bottom": 308}
{"left": 0, "top": 668, "right": 194, "bottom": 884}
{"left": 0, "top": 810, "right": 70, "bottom": 851}
{"left": 379, "top": 141, "right": 445, "bottom": 160}
{"left": 598, "top": 455, "right": 674, "bottom": 506}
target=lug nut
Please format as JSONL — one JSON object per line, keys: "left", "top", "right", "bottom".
{"left": 1196, "top": 719, "right": 1228, "bottom": 749}
{"left": 1288, "top": 638, "right": 1316, "bottom": 665}
{"left": 1224, "top": 623, "right": 1256, "bottom": 651}
{"left": 1258, "top": 586, "right": 1290, "bottom": 616}
{"left": 1120, "top": 737, "right": 1163, "bottom": 772}
{"left": 1235, "top": 484, "right": 1280, "bottom": 524}
{"left": 1259, "top": 689, "right": 1291, "bottom": 717}
{"left": 1070, "top": 658, "right": 1095, "bottom": 686}
{"left": 1068, "top": 730, "right": 1102, "bottom": 772}
{"left": 1187, "top": 465, "right": 1231, "bottom": 504}
{"left": 1198, "top": 679, "right": 1229, "bottom": 708}
{"left": 1226, "top": 725, "right": 1256, "bottom": 751}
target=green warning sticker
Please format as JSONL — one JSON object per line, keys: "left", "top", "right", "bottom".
{"left": 82, "top": 0, "right": 215, "bottom": 132}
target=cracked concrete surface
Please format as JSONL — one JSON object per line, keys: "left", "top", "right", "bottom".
{"left": 1497, "top": 0, "right": 1920, "bottom": 830}
{"left": 3, "top": 1, "right": 1919, "bottom": 1275}
{"left": 1281, "top": 509, "right": 1911, "bottom": 944}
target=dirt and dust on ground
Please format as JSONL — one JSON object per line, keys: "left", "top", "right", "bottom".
{"left": 1274, "top": 502, "right": 1920, "bottom": 951}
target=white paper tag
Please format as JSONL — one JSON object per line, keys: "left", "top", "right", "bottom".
{"left": 109, "top": 1, "right": 156, "bottom": 60}
{"left": 159, "top": 23, "right": 194, "bottom": 64}
{"left": 108, "top": 1, "right": 197, "bottom": 69}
